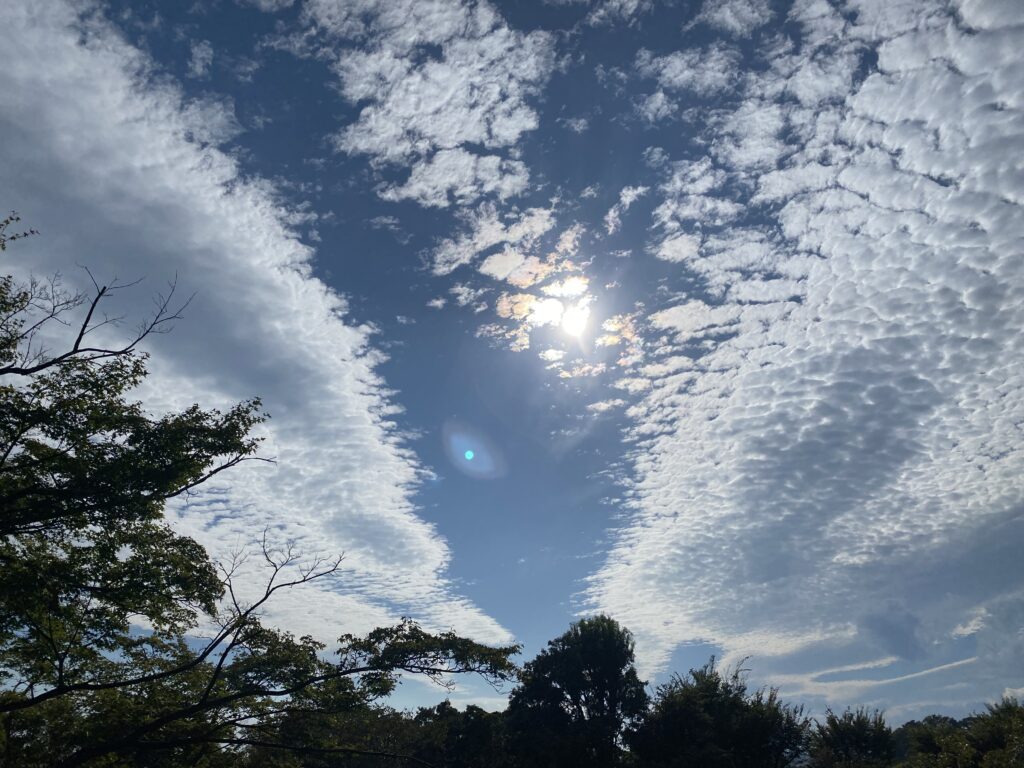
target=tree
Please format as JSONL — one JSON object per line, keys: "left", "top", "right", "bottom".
{"left": 966, "top": 697, "right": 1024, "bottom": 767}
{"left": 893, "top": 698, "right": 1024, "bottom": 767}
{"left": 407, "top": 701, "right": 510, "bottom": 768}
{"left": 0, "top": 262, "right": 264, "bottom": 717}
{"left": 506, "top": 615, "right": 648, "bottom": 768}
{"left": 0, "top": 226, "right": 519, "bottom": 766}
{"left": 892, "top": 714, "right": 961, "bottom": 763}
{"left": 626, "top": 657, "right": 809, "bottom": 768}
{"left": 809, "top": 707, "right": 894, "bottom": 768}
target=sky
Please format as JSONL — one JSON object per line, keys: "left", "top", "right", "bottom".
{"left": 1, "top": 0, "right": 1022, "bottom": 723}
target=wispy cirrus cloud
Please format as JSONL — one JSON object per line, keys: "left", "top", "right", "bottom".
{"left": 0, "top": 0, "right": 510, "bottom": 645}
{"left": 587, "top": 0, "right": 1024, "bottom": 716}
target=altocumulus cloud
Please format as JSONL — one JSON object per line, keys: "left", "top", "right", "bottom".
{"left": 586, "top": 0, "right": 1024, "bottom": 716}
{"left": 0, "top": 1, "right": 511, "bottom": 645}
{"left": 299, "top": 0, "right": 556, "bottom": 208}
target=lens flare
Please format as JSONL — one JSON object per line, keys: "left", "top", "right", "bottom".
{"left": 442, "top": 420, "right": 506, "bottom": 480}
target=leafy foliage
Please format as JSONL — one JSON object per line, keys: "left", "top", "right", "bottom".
{"left": 628, "top": 658, "right": 808, "bottom": 768}
{"left": 506, "top": 615, "right": 648, "bottom": 768}
{"left": 0, "top": 265, "right": 264, "bottom": 713}
{"left": 0, "top": 244, "right": 519, "bottom": 767}
{"left": 809, "top": 707, "right": 895, "bottom": 767}
{"left": 893, "top": 698, "right": 1024, "bottom": 768}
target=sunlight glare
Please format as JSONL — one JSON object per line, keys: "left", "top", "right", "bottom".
{"left": 529, "top": 297, "right": 565, "bottom": 327}
{"left": 561, "top": 302, "right": 590, "bottom": 337}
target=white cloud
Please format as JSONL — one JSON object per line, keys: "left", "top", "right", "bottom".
{"left": 239, "top": 0, "right": 295, "bottom": 10}
{"left": 378, "top": 148, "right": 529, "bottom": 208}
{"left": 713, "top": 99, "right": 788, "bottom": 171}
{"left": 555, "top": 223, "right": 585, "bottom": 255}
{"left": 431, "top": 203, "right": 556, "bottom": 275}
{"left": 604, "top": 185, "right": 648, "bottom": 235}
{"left": 587, "top": 398, "right": 626, "bottom": 413}
{"left": 0, "top": 0, "right": 510, "bottom": 645}
{"left": 690, "top": 0, "right": 772, "bottom": 37}
{"left": 655, "top": 232, "right": 700, "bottom": 262}
{"left": 304, "top": 0, "right": 555, "bottom": 207}
{"left": 635, "top": 90, "right": 677, "bottom": 123}
{"left": 178, "top": 94, "right": 244, "bottom": 146}
{"left": 652, "top": 157, "right": 744, "bottom": 229}
{"left": 635, "top": 44, "right": 741, "bottom": 96}
{"left": 542, "top": 276, "right": 588, "bottom": 298}
{"left": 558, "top": 116, "right": 590, "bottom": 133}
{"left": 588, "top": 0, "right": 1024, "bottom": 711}
{"left": 479, "top": 247, "right": 527, "bottom": 281}
{"left": 539, "top": 349, "right": 565, "bottom": 362}
{"left": 587, "top": 0, "right": 654, "bottom": 26}
{"left": 449, "top": 282, "right": 487, "bottom": 308}
{"left": 187, "top": 39, "right": 214, "bottom": 78}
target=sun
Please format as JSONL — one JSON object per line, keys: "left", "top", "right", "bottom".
{"left": 561, "top": 302, "right": 590, "bottom": 337}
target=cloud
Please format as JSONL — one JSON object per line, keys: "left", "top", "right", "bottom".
{"left": 587, "top": 0, "right": 654, "bottom": 26}
{"left": 178, "top": 94, "right": 244, "bottom": 145}
{"left": 446, "top": 215, "right": 596, "bottom": 351}
{"left": 539, "top": 349, "right": 565, "bottom": 363}
{"left": 368, "top": 214, "right": 411, "bottom": 243}
{"left": 690, "top": 0, "right": 772, "bottom": 37}
{"left": 635, "top": 44, "right": 741, "bottom": 96}
{"left": 635, "top": 90, "right": 677, "bottom": 123}
{"left": 558, "top": 116, "right": 590, "bottom": 133}
{"left": 652, "top": 157, "right": 744, "bottom": 231}
{"left": 431, "top": 203, "right": 556, "bottom": 275}
{"left": 378, "top": 148, "right": 529, "bottom": 208}
{"left": 449, "top": 282, "right": 488, "bottom": 309}
{"left": 655, "top": 232, "right": 700, "bottom": 262}
{"left": 303, "top": 0, "right": 556, "bottom": 207}
{"left": 587, "top": 398, "right": 626, "bottom": 413}
{"left": 478, "top": 247, "right": 558, "bottom": 289}
{"left": 239, "top": 0, "right": 295, "bottom": 10}
{"left": 588, "top": 0, "right": 1024, "bottom": 712}
{"left": 479, "top": 247, "right": 528, "bottom": 281}
{"left": 542, "top": 276, "right": 589, "bottom": 297}
{"left": 187, "top": 39, "right": 214, "bottom": 78}
{"left": 1, "top": 0, "right": 510, "bottom": 645}
{"left": 604, "top": 185, "right": 649, "bottom": 235}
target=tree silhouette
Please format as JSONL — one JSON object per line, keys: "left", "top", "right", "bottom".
{"left": 627, "top": 657, "right": 808, "bottom": 768}
{"left": 0, "top": 237, "right": 518, "bottom": 766}
{"left": 809, "top": 707, "right": 894, "bottom": 767}
{"left": 506, "top": 615, "right": 648, "bottom": 768}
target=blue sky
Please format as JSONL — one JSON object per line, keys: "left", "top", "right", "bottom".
{"left": 2, "top": 0, "right": 1023, "bottom": 722}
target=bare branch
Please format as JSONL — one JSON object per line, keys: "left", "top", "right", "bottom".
{"left": 0, "top": 539, "right": 342, "bottom": 715}
{"left": 1, "top": 271, "right": 195, "bottom": 377}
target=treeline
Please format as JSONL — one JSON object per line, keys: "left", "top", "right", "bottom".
{"left": 322, "top": 623, "right": 1022, "bottom": 768}
{"left": 1, "top": 223, "right": 1021, "bottom": 767}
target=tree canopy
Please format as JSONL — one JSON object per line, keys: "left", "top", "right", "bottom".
{"left": 0, "top": 230, "right": 519, "bottom": 766}
{"left": 506, "top": 614, "right": 648, "bottom": 768}
{"left": 627, "top": 658, "right": 808, "bottom": 768}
